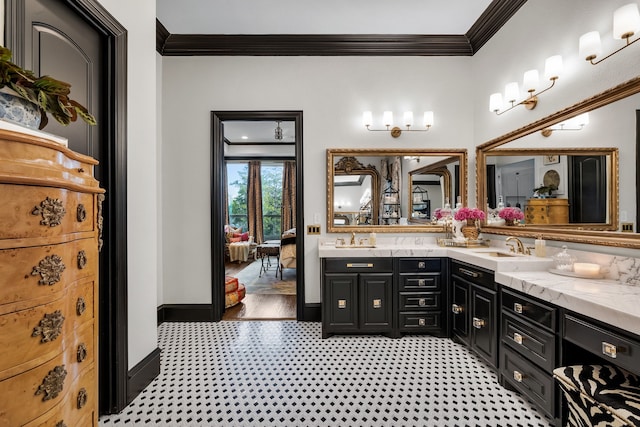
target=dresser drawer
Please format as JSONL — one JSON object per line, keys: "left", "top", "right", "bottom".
{"left": 0, "top": 184, "right": 95, "bottom": 241}
{"left": 398, "top": 311, "right": 442, "bottom": 331}
{"left": 0, "top": 239, "right": 97, "bottom": 310}
{"left": 502, "top": 312, "right": 556, "bottom": 373}
{"left": 399, "top": 292, "right": 440, "bottom": 310}
{"left": 399, "top": 274, "right": 440, "bottom": 291}
{"left": 0, "top": 278, "right": 95, "bottom": 380}
{"left": 323, "top": 258, "right": 392, "bottom": 273}
{"left": 0, "top": 321, "right": 95, "bottom": 426}
{"left": 398, "top": 258, "right": 441, "bottom": 273}
{"left": 564, "top": 314, "right": 640, "bottom": 376}
{"left": 502, "top": 288, "right": 556, "bottom": 331}
{"left": 23, "top": 363, "right": 97, "bottom": 427}
{"left": 500, "top": 346, "right": 556, "bottom": 418}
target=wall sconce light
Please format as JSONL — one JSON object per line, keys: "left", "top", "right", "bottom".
{"left": 489, "top": 55, "right": 563, "bottom": 115}
{"left": 541, "top": 113, "right": 589, "bottom": 137}
{"left": 363, "top": 110, "right": 434, "bottom": 138}
{"left": 579, "top": 3, "right": 640, "bottom": 65}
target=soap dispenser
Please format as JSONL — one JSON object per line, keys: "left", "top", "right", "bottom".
{"left": 534, "top": 235, "right": 546, "bottom": 257}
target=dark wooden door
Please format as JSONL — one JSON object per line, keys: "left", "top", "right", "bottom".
{"left": 359, "top": 273, "right": 393, "bottom": 331}
{"left": 568, "top": 155, "right": 606, "bottom": 223}
{"left": 324, "top": 273, "right": 358, "bottom": 330}
{"left": 451, "top": 277, "right": 469, "bottom": 345}
{"left": 471, "top": 285, "right": 498, "bottom": 370}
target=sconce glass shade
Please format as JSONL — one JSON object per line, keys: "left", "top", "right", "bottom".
{"left": 362, "top": 111, "right": 373, "bottom": 127}
{"left": 504, "top": 82, "right": 520, "bottom": 103}
{"left": 382, "top": 111, "right": 393, "bottom": 127}
{"left": 403, "top": 111, "right": 414, "bottom": 127}
{"left": 489, "top": 93, "right": 503, "bottom": 112}
{"left": 579, "top": 31, "right": 602, "bottom": 60}
{"left": 423, "top": 111, "right": 434, "bottom": 127}
{"left": 613, "top": 3, "right": 640, "bottom": 39}
{"left": 523, "top": 69, "right": 539, "bottom": 93}
{"left": 544, "top": 55, "right": 563, "bottom": 80}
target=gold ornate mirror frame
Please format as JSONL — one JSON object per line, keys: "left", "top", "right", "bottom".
{"left": 477, "top": 76, "right": 640, "bottom": 248}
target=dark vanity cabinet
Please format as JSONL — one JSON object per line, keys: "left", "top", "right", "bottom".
{"left": 321, "top": 258, "right": 394, "bottom": 338}
{"left": 450, "top": 260, "right": 498, "bottom": 370}
{"left": 499, "top": 288, "right": 559, "bottom": 420}
{"left": 397, "top": 258, "right": 447, "bottom": 337}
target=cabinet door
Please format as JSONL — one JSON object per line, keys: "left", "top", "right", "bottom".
{"left": 323, "top": 273, "right": 358, "bottom": 330}
{"left": 471, "top": 285, "right": 498, "bottom": 369}
{"left": 451, "top": 277, "right": 469, "bottom": 345}
{"left": 359, "top": 273, "right": 393, "bottom": 331}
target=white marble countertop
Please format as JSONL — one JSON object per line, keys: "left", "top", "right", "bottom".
{"left": 318, "top": 238, "right": 640, "bottom": 337}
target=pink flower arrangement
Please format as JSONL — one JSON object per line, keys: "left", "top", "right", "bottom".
{"left": 433, "top": 208, "right": 443, "bottom": 219}
{"left": 498, "top": 207, "right": 524, "bottom": 221}
{"left": 454, "top": 207, "right": 486, "bottom": 222}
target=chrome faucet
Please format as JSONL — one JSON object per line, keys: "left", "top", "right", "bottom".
{"left": 506, "top": 236, "right": 525, "bottom": 254}
{"left": 350, "top": 232, "right": 356, "bottom": 246}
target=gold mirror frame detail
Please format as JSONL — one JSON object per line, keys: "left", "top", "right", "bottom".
{"left": 477, "top": 76, "right": 640, "bottom": 249}
{"left": 327, "top": 148, "right": 468, "bottom": 233}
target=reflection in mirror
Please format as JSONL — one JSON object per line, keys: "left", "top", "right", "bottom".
{"left": 476, "top": 76, "right": 640, "bottom": 248}
{"left": 483, "top": 148, "right": 618, "bottom": 230}
{"left": 327, "top": 149, "right": 467, "bottom": 233}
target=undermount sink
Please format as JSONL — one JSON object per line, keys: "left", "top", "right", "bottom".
{"left": 335, "top": 243, "right": 376, "bottom": 248}
{"left": 473, "top": 251, "right": 520, "bottom": 257}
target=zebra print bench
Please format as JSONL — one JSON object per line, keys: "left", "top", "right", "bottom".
{"left": 553, "top": 364, "right": 640, "bottom": 426}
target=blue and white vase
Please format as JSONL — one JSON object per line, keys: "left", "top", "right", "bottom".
{"left": 0, "top": 87, "right": 42, "bottom": 130}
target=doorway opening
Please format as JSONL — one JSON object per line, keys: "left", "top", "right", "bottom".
{"left": 212, "top": 112, "right": 304, "bottom": 321}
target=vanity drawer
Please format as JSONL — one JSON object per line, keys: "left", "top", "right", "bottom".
{"left": 399, "top": 274, "right": 440, "bottom": 291}
{"left": 502, "top": 312, "right": 556, "bottom": 373}
{"left": 451, "top": 260, "right": 495, "bottom": 289}
{"left": 399, "top": 292, "right": 440, "bottom": 310}
{"left": 502, "top": 288, "right": 556, "bottom": 331}
{"left": 500, "top": 346, "right": 556, "bottom": 418}
{"left": 564, "top": 314, "right": 640, "bottom": 376}
{"left": 323, "top": 258, "right": 392, "bottom": 273}
{"left": 398, "top": 311, "right": 442, "bottom": 332}
{"left": 398, "top": 258, "right": 441, "bottom": 273}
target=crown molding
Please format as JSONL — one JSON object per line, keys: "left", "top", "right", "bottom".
{"left": 156, "top": 0, "right": 526, "bottom": 56}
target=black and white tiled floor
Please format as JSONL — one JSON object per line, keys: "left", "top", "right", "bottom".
{"left": 99, "top": 321, "right": 554, "bottom": 427}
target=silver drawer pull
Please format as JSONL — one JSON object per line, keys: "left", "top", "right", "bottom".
{"left": 513, "top": 332, "right": 524, "bottom": 345}
{"left": 338, "top": 299, "right": 347, "bottom": 309}
{"left": 602, "top": 341, "right": 623, "bottom": 358}
{"left": 472, "top": 317, "right": 486, "bottom": 329}
{"left": 418, "top": 279, "right": 426, "bottom": 287}
{"left": 418, "top": 298, "right": 426, "bottom": 307}
{"left": 418, "top": 261, "right": 426, "bottom": 269}
{"left": 459, "top": 268, "right": 479, "bottom": 278}
{"left": 346, "top": 263, "right": 373, "bottom": 268}
{"left": 373, "top": 299, "right": 382, "bottom": 309}
{"left": 514, "top": 303, "right": 524, "bottom": 314}
{"left": 513, "top": 370, "right": 524, "bottom": 383}
{"left": 418, "top": 318, "right": 426, "bottom": 326}
{"left": 451, "top": 304, "right": 463, "bottom": 314}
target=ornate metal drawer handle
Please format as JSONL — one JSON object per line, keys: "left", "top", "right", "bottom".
{"left": 35, "top": 365, "right": 67, "bottom": 401}
{"left": 513, "top": 332, "right": 524, "bottom": 345}
{"left": 346, "top": 263, "right": 373, "bottom": 268}
{"left": 32, "top": 310, "right": 65, "bottom": 343}
{"left": 459, "top": 268, "right": 479, "bottom": 278}
{"left": 472, "top": 317, "right": 486, "bottom": 329}
{"left": 31, "top": 255, "right": 66, "bottom": 286}
{"left": 77, "top": 343, "right": 88, "bottom": 362}
{"left": 338, "top": 299, "right": 347, "bottom": 309}
{"left": 373, "top": 299, "right": 382, "bottom": 309}
{"left": 451, "top": 304, "right": 463, "bottom": 314}
{"left": 513, "top": 370, "right": 524, "bottom": 383}
{"left": 77, "top": 250, "right": 87, "bottom": 269}
{"left": 32, "top": 197, "right": 66, "bottom": 227}
{"left": 77, "top": 204, "right": 87, "bottom": 222}
{"left": 418, "top": 261, "right": 426, "bottom": 269}
{"left": 514, "top": 303, "right": 524, "bottom": 314}
{"left": 418, "top": 298, "right": 427, "bottom": 307}
{"left": 418, "top": 318, "right": 426, "bottom": 326}
{"left": 76, "top": 297, "right": 86, "bottom": 316}
{"left": 602, "top": 341, "right": 624, "bottom": 358}
{"left": 418, "top": 279, "right": 426, "bottom": 287}
{"left": 77, "top": 388, "right": 88, "bottom": 409}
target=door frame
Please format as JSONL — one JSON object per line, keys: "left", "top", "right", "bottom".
{"left": 4, "top": 0, "right": 129, "bottom": 414}
{"left": 212, "top": 111, "right": 305, "bottom": 321}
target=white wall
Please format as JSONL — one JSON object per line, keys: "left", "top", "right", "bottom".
{"left": 161, "top": 56, "right": 475, "bottom": 304}
{"left": 97, "top": 0, "right": 159, "bottom": 369}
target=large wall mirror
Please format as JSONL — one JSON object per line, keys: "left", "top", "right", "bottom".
{"left": 327, "top": 149, "right": 467, "bottom": 233}
{"left": 477, "top": 76, "right": 640, "bottom": 248}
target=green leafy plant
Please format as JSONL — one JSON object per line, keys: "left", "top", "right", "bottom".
{"left": 533, "top": 184, "right": 557, "bottom": 196}
{"left": 0, "top": 45, "right": 96, "bottom": 129}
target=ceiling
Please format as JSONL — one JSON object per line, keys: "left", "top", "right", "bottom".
{"left": 155, "top": 0, "right": 527, "bottom": 56}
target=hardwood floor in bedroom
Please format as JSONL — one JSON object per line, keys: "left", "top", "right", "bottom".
{"left": 224, "top": 260, "right": 297, "bottom": 320}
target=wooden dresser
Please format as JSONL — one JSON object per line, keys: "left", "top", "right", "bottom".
{"left": 524, "top": 198, "right": 569, "bottom": 225}
{"left": 0, "top": 128, "right": 104, "bottom": 426}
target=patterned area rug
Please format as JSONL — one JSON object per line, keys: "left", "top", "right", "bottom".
{"left": 234, "top": 259, "right": 296, "bottom": 295}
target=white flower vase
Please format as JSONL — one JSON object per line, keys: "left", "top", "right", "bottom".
{"left": 452, "top": 219, "right": 466, "bottom": 241}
